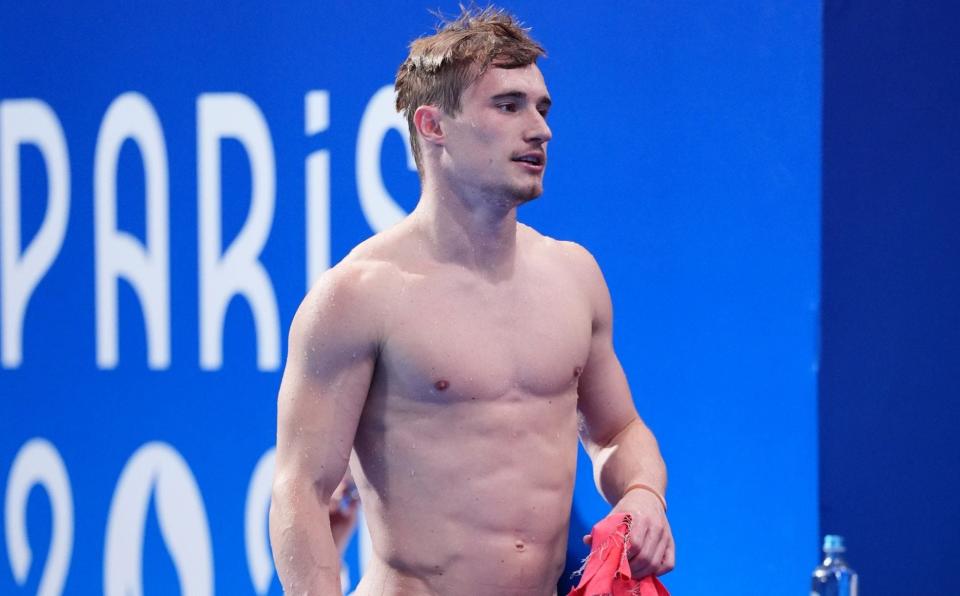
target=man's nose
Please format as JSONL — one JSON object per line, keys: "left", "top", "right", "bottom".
{"left": 525, "top": 111, "right": 552, "bottom": 144}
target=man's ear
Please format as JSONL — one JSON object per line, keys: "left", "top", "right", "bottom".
{"left": 414, "top": 105, "right": 445, "bottom": 147}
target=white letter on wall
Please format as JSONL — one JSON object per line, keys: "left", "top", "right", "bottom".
{"left": 197, "top": 93, "right": 279, "bottom": 370}
{"left": 94, "top": 92, "right": 170, "bottom": 369}
{"left": 4, "top": 438, "right": 74, "bottom": 596}
{"left": 0, "top": 100, "right": 70, "bottom": 368}
{"left": 305, "top": 90, "right": 330, "bottom": 288}
{"left": 104, "top": 442, "right": 213, "bottom": 596}
{"left": 356, "top": 85, "right": 415, "bottom": 233}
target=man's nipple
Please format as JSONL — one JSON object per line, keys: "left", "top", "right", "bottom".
{"left": 434, "top": 379, "right": 449, "bottom": 391}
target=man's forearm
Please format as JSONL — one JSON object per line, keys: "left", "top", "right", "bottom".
{"left": 590, "top": 417, "right": 667, "bottom": 506}
{"left": 270, "top": 479, "right": 343, "bottom": 595}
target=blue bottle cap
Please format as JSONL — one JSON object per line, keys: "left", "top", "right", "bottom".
{"left": 823, "top": 534, "right": 846, "bottom": 552}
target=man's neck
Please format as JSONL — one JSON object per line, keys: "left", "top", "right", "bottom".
{"left": 412, "top": 179, "right": 520, "bottom": 279}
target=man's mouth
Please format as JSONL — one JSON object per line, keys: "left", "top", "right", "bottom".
{"left": 512, "top": 152, "right": 546, "bottom": 167}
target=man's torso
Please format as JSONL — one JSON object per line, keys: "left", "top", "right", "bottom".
{"left": 343, "top": 223, "right": 594, "bottom": 595}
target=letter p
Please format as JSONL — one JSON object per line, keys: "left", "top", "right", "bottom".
{"left": 1, "top": 100, "right": 70, "bottom": 368}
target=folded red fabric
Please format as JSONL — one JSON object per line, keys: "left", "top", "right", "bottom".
{"left": 567, "top": 513, "right": 670, "bottom": 596}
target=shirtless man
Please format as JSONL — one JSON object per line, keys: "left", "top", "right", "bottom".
{"left": 270, "top": 8, "right": 674, "bottom": 595}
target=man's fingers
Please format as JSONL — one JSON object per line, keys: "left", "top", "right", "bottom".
{"left": 655, "top": 524, "right": 675, "bottom": 575}
{"left": 628, "top": 523, "right": 668, "bottom": 579}
{"left": 626, "top": 523, "right": 653, "bottom": 576}
{"left": 657, "top": 538, "right": 676, "bottom": 575}
{"left": 647, "top": 535, "right": 669, "bottom": 577}
{"left": 582, "top": 534, "right": 593, "bottom": 546}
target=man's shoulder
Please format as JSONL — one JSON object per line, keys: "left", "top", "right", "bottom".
{"left": 519, "top": 224, "right": 602, "bottom": 278}
{"left": 313, "top": 250, "right": 403, "bottom": 304}
{"left": 295, "top": 235, "right": 405, "bottom": 332}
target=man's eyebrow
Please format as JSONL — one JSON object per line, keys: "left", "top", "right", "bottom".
{"left": 490, "top": 91, "right": 553, "bottom": 108}
{"left": 490, "top": 91, "right": 526, "bottom": 102}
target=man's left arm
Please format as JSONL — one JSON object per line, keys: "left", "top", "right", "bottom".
{"left": 567, "top": 242, "right": 675, "bottom": 578}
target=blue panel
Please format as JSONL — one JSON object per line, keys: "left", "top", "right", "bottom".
{"left": 821, "top": 1, "right": 960, "bottom": 593}
{"left": 0, "top": 2, "right": 820, "bottom": 594}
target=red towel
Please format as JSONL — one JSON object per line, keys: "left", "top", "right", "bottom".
{"left": 567, "top": 513, "right": 670, "bottom": 596}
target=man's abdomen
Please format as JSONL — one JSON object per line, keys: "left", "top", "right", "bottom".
{"left": 351, "top": 386, "right": 579, "bottom": 595}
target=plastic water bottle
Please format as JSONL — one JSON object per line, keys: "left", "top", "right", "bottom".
{"left": 811, "top": 534, "right": 859, "bottom": 596}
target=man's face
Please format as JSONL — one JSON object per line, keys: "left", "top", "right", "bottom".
{"left": 440, "top": 63, "right": 552, "bottom": 206}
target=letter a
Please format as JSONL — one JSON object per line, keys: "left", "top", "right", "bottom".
{"left": 94, "top": 92, "right": 170, "bottom": 369}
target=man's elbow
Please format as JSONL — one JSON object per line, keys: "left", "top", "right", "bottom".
{"left": 272, "top": 468, "right": 325, "bottom": 510}
{"left": 268, "top": 476, "right": 295, "bottom": 548}
{"left": 581, "top": 414, "right": 643, "bottom": 456}
{"left": 270, "top": 471, "right": 314, "bottom": 537}
{"left": 268, "top": 474, "right": 326, "bottom": 563}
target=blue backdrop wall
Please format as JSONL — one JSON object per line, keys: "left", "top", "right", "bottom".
{"left": 821, "top": 1, "right": 960, "bottom": 593}
{"left": 1, "top": 2, "right": 820, "bottom": 594}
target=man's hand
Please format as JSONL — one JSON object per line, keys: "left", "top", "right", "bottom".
{"left": 328, "top": 471, "right": 360, "bottom": 553}
{"left": 583, "top": 489, "right": 675, "bottom": 578}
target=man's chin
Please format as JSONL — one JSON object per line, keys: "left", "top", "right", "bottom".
{"left": 514, "top": 183, "right": 544, "bottom": 205}
{"left": 484, "top": 180, "right": 543, "bottom": 208}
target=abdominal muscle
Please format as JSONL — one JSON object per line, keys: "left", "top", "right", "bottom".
{"left": 349, "top": 384, "right": 581, "bottom": 596}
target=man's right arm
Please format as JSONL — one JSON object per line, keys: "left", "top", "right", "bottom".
{"left": 269, "top": 261, "right": 389, "bottom": 595}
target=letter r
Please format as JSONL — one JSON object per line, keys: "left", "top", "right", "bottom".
{"left": 197, "top": 93, "right": 280, "bottom": 371}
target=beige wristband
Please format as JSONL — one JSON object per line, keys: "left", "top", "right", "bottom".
{"left": 621, "top": 483, "right": 667, "bottom": 512}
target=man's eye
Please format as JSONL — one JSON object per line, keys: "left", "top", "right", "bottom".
{"left": 497, "top": 103, "right": 517, "bottom": 112}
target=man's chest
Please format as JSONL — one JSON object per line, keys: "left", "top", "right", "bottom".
{"left": 378, "top": 272, "right": 593, "bottom": 402}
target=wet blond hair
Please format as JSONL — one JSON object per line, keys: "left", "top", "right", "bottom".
{"left": 395, "top": 5, "right": 546, "bottom": 175}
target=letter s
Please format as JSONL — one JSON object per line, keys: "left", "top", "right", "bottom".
{"left": 356, "top": 85, "right": 415, "bottom": 233}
